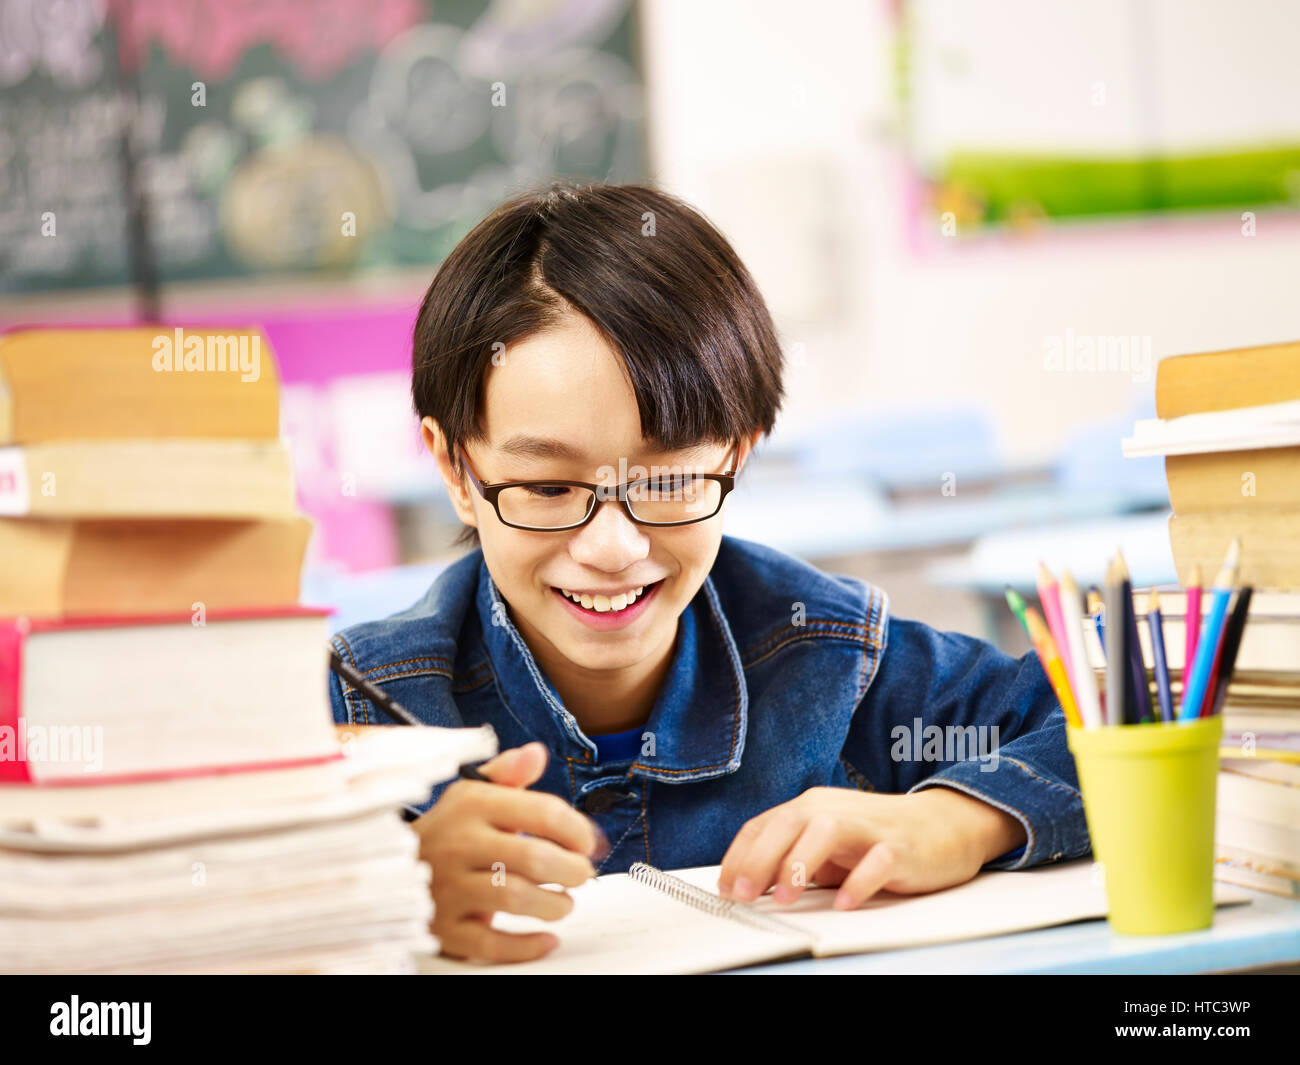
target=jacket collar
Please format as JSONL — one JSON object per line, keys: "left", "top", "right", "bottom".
{"left": 473, "top": 554, "right": 748, "bottom": 782}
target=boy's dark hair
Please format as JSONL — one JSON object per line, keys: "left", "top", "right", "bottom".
{"left": 412, "top": 181, "right": 786, "bottom": 549}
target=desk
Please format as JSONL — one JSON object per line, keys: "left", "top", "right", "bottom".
{"left": 728, "top": 886, "right": 1300, "bottom": 973}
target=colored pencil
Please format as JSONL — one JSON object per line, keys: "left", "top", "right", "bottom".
{"left": 1103, "top": 556, "right": 1129, "bottom": 726}
{"left": 1178, "top": 540, "right": 1240, "bottom": 721}
{"left": 1036, "top": 561, "right": 1074, "bottom": 687}
{"left": 1114, "top": 551, "right": 1152, "bottom": 724}
{"left": 1087, "top": 587, "right": 1105, "bottom": 643}
{"left": 1209, "top": 586, "right": 1254, "bottom": 718}
{"left": 1085, "top": 587, "right": 1108, "bottom": 723}
{"left": 1004, "top": 586, "right": 1031, "bottom": 638}
{"left": 1200, "top": 590, "right": 1236, "bottom": 719}
{"left": 1146, "top": 586, "right": 1174, "bottom": 724}
{"left": 1059, "top": 569, "right": 1104, "bottom": 728}
{"left": 1024, "top": 606, "right": 1083, "bottom": 728}
{"left": 1183, "top": 563, "right": 1203, "bottom": 689}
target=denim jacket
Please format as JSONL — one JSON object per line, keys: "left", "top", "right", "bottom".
{"left": 328, "top": 535, "right": 1092, "bottom": 875}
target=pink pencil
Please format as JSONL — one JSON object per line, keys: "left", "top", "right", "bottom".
{"left": 1184, "top": 564, "right": 1203, "bottom": 687}
{"left": 1036, "top": 561, "right": 1074, "bottom": 684}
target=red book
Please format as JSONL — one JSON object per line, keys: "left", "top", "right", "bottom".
{"left": 0, "top": 606, "right": 340, "bottom": 786}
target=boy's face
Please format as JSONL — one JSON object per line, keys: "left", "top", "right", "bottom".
{"left": 424, "top": 309, "right": 753, "bottom": 676}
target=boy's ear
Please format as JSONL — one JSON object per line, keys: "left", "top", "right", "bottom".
{"left": 736, "top": 429, "right": 763, "bottom": 474}
{"left": 421, "top": 417, "right": 479, "bottom": 529}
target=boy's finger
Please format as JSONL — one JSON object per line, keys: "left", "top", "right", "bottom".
{"left": 476, "top": 741, "right": 548, "bottom": 788}
{"left": 833, "top": 842, "right": 900, "bottom": 910}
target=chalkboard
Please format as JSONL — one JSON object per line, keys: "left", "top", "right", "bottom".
{"left": 0, "top": 0, "right": 647, "bottom": 294}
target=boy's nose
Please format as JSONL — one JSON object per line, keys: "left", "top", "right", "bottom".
{"left": 567, "top": 496, "right": 650, "bottom": 570}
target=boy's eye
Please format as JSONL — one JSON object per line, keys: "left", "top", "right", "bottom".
{"left": 522, "top": 484, "right": 572, "bottom": 498}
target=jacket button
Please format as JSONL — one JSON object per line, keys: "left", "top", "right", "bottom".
{"left": 582, "top": 788, "right": 628, "bottom": 814}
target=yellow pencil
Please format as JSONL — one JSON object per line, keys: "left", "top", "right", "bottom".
{"left": 1024, "top": 606, "right": 1084, "bottom": 727}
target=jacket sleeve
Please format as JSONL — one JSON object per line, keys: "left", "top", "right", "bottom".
{"left": 841, "top": 614, "right": 1091, "bottom": 870}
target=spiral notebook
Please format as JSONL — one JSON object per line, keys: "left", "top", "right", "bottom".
{"left": 418, "top": 858, "right": 1251, "bottom": 974}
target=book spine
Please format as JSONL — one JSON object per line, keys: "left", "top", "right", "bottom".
{"left": 0, "top": 619, "right": 32, "bottom": 782}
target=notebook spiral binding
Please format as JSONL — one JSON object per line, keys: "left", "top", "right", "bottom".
{"left": 628, "top": 862, "right": 807, "bottom": 938}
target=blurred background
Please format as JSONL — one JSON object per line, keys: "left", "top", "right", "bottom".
{"left": 3, "top": 0, "right": 1299, "bottom": 650}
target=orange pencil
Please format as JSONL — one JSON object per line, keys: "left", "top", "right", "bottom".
{"left": 1024, "top": 606, "right": 1083, "bottom": 728}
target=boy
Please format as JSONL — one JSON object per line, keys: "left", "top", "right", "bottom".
{"left": 329, "top": 182, "right": 1089, "bottom": 963}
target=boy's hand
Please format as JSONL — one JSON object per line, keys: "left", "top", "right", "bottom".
{"left": 411, "top": 741, "right": 607, "bottom": 963}
{"left": 717, "top": 786, "right": 1026, "bottom": 910}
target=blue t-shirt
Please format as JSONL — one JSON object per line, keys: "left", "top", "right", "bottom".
{"left": 590, "top": 725, "right": 644, "bottom": 763}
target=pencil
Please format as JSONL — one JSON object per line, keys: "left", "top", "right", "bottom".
{"left": 1103, "top": 556, "right": 1128, "bottom": 726}
{"left": 1036, "top": 561, "right": 1074, "bottom": 688}
{"left": 1004, "top": 586, "right": 1031, "bottom": 639}
{"left": 1178, "top": 540, "right": 1241, "bottom": 721}
{"left": 1059, "top": 569, "right": 1104, "bottom": 728}
{"left": 1024, "top": 606, "right": 1084, "bottom": 728}
{"left": 1146, "top": 587, "right": 1174, "bottom": 724}
{"left": 1184, "top": 563, "right": 1203, "bottom": 691}
{"left": 1201, "top": 589, "right": 1236, "bottom": 719}
{"left": 1209, "top": 586, "right": 1254, "bottom": 718}
{"left": 1087, "top": 587, "right": 1105, "bottom": 645}
{"left": 1114, "top": 551, "right": 1152, "bottom": 724}
{"left": 1086, "top": 587, "right": 1109, "bottom": 722}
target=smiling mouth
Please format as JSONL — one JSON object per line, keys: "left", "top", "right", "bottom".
{"left": 551, "top": 579, "right": 664, "bottom": 614}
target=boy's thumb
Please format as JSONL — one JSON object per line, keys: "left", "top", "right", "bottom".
{"left": 476, "top": 741, "right": 548, "bottom": 789}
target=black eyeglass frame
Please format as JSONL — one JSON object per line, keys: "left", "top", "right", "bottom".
{"left": 456, "top": 441, "right": 741, "bottom": 531}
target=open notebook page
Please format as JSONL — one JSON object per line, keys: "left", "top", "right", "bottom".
{"left": 674, "top": 860, "right": 1250, "bottom": 957}
{"left": 417, "top": 859, "right": 1252, "bottom": 974}
{"left": 417, "top": 870, "right": 811, "bottom": 975}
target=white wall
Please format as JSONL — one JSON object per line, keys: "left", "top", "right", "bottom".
{"left": 639, "top": 0, "right": 1300, "bottom": 463}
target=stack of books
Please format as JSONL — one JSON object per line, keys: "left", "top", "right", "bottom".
{"left": 1124, "top": 338, "right": 1300, "bottom": 589}
{"left": 0, "top": 724, "right": 495, "bottom": 974}
{"left": 0, "top": 326, "right": 495, "bottom": 971}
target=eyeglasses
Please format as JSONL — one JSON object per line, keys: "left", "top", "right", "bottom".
{"left": 456, "top": 442, "right": 740, "bottom": 531}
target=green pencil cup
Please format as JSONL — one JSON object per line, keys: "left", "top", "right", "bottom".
{"left": 1066, "top": 716, "right": 1223, "bottom": 935}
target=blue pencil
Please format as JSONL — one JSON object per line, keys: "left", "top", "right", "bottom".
{"left": 1146, "top": 587, "right": 1174, "bottom": 724}
{"left": 1178, "top": 539, "right": 1241, "bottom": 721}
{"left": 1087, "top": 587, "right": 1105, "bottom": 644}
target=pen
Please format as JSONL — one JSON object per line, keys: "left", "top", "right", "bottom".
{"left": 328, "top": 649, "right": 423, "bottom": 726}
{"left": 329, "top": 652, "right": 612, "bottom": 859}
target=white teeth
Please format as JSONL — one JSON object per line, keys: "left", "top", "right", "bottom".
{"left": 558, "top": 583, "right": 653, "bottom": 612}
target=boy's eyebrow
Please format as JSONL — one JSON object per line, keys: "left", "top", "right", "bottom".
{"left": 497, "top": 435, "right": 587, "bottom": 461}
{"left": 496, "top": 435, "right": 716, "bottom": 462}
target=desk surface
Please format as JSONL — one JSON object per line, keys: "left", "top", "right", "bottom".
{"left": 728, "top": 886, "right": 1300, "bottom": 974}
